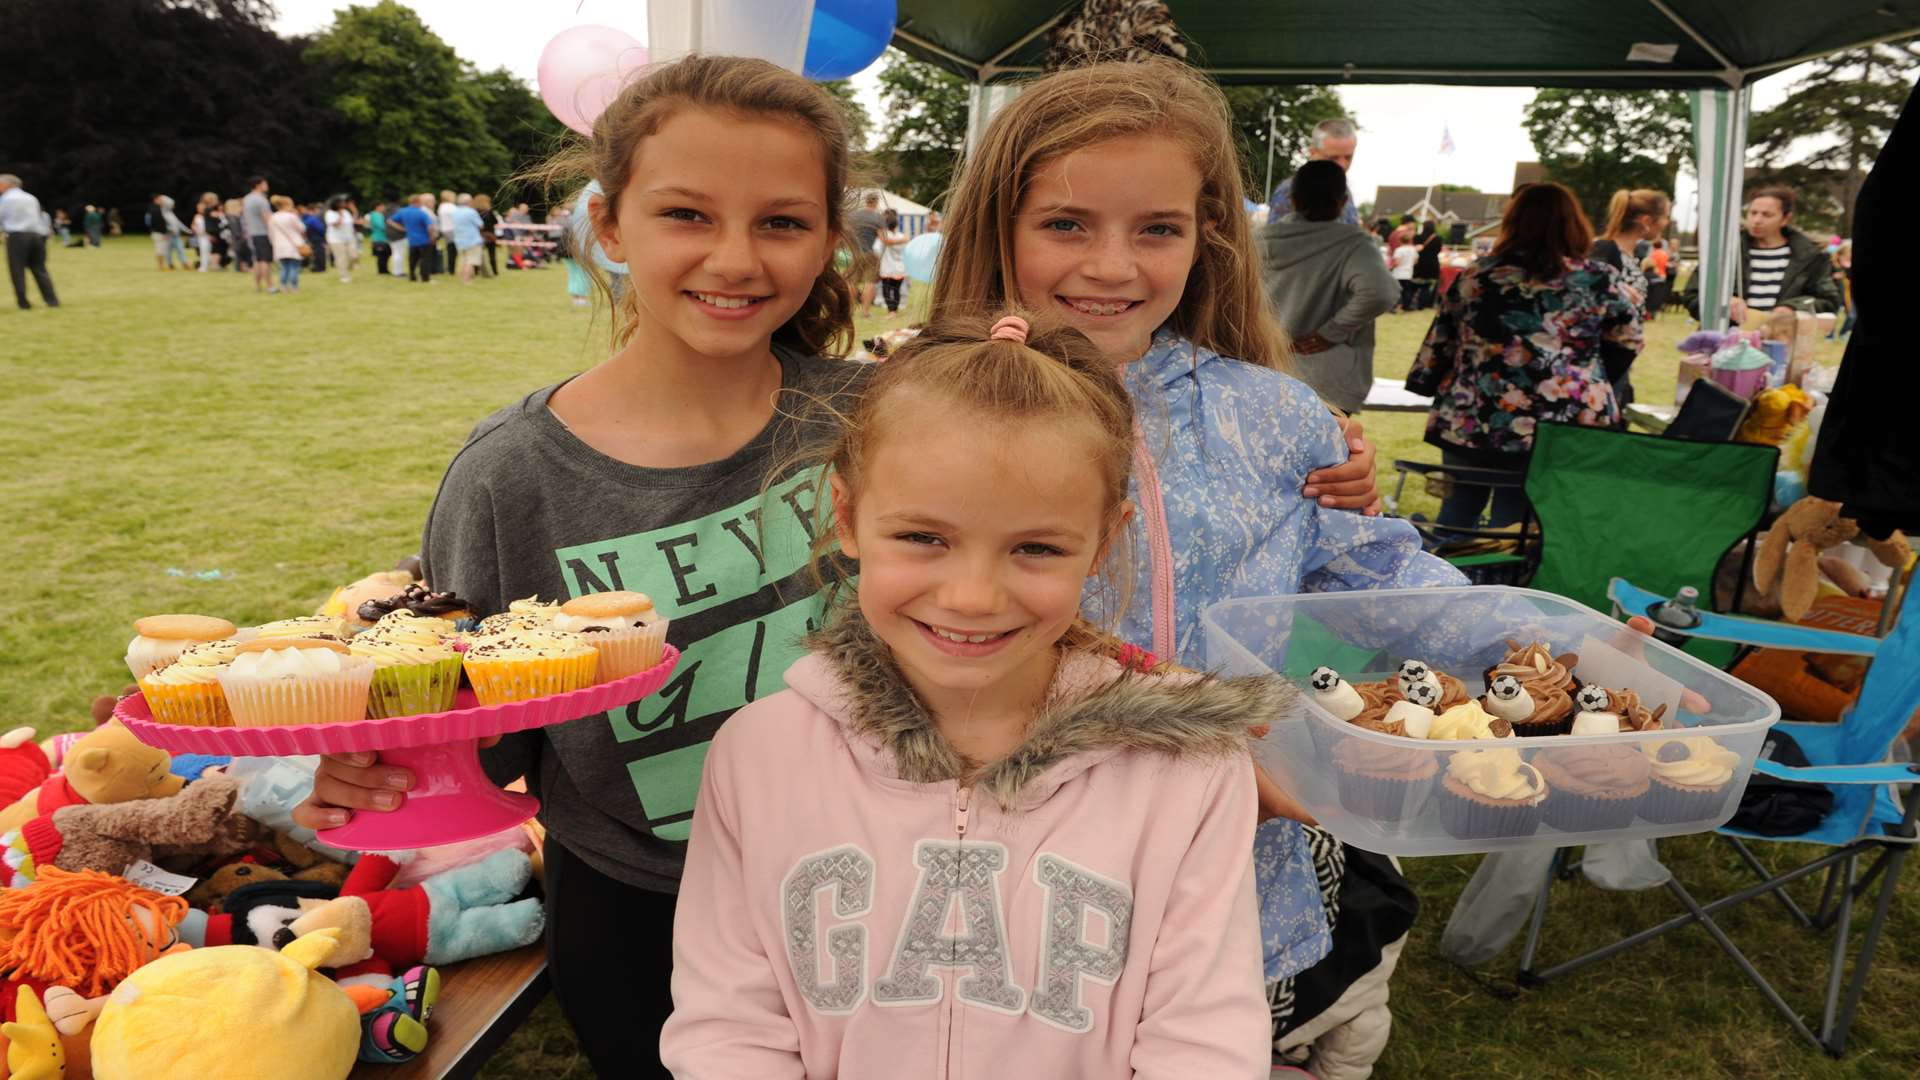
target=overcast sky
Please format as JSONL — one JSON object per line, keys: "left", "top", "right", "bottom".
{"left": 271, "top": 0, "right": 1812, "bottom": 220}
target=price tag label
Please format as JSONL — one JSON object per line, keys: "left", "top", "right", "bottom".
{"left": 122, "top": 859, "right": 199, "bottom": 896}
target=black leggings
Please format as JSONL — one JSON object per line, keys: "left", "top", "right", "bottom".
{"left": 408, "top": 244, "right": 432, "bottom": 282}
{"left": 544, "top": 840, "right": 677, "bottom": 1078}
{"left": 880, "top": 277, "right": 903, "bottom": 312}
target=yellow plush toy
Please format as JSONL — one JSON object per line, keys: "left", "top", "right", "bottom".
{"left": 0, "top": 722, "right": 180, "bottom": 837}
{"left": 2, "top": 987, "right": 64, "bottom": 1080}
{"left": 89, "top": 931, "right": 359, "bottom": 1080}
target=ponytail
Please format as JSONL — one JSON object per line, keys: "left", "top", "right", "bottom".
{"left": 1602, "top": 188, "right": 1671, "bottom": 239}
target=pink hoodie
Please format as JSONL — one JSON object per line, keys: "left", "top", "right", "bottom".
{"left": 662, "top": 616, "right": 1288, "bottom": 1079}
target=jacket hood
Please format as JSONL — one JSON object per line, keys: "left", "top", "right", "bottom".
{"left": 1257, "top": 217, "right": 1375, "bottom": 272}
{"left": 791, "top": 612, "right": 1291, "bottom": 809}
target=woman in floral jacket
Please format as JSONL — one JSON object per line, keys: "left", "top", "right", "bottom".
{"left": 1406, "top": 181, "right": 1643, "bottom": 532}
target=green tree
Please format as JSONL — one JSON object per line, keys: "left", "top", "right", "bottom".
{"left": 1221, "top": 85, "right": 1351, "bottom": 201}
{"left": 464, "top": 66, "right": 570, "bottom": 206}
{"left": 304, "top": 1, "right": 511, "bottom": 200}
{"left": 1523, "top": 88, "right": 1691, "bottom": 226}
{"left": 1747, "top": 42, "right": 1920, "bottom": 236}
{"left": 875, "top": 49, "right": 970, "bottom": 207}
{"left": 820, "top": 79, "right": 874, "bottom": 150}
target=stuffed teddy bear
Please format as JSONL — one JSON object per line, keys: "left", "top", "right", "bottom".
{"left": 89, "top": 932, "right": 362, "bottom": 1080}
{"left": 0, "top": 722, "right": 180, "bottom": 838}
{"left": 0, "top": 777, "right": 263, "bottom": 888}
{"left": 1754, "top": 497, "right": 1911, "bottom": 621}
{"left": 178, "top": 828, "right": 352, "bottom": 912}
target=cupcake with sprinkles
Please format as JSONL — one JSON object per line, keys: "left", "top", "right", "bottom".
{"left": 217, "top": 638, "right": 375, "bottom": 726}
{"left": 351, "top": 614, "right": 464, "bottom": 718}
{"left": 552, "top": 591, "right": 670, "bottom": 681}
{"left": 476, "top": 596, "right": 563, "bottom": 635}
{"left": 241, "top": 614, "right": 350, "bottom": 643}
{"left": 138, "top": 636, "right": 243, "bottom": 726}
{"left": 125, "top": 614, "right": 237, "bottom": 680}
{"left": 461, "top": 626, "right": 599, "bottom": 705}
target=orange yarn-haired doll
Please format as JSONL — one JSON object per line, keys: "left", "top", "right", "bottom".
{"left": 0, "top": 867, "right": 189, "bottom": 1039}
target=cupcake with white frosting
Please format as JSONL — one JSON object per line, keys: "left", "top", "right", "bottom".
{"left": 1639, "top": 736, "right": 1741, "bottom": 824}
{"left": 553, "top": 591, "right": 669, "bottom": 681}
{"left": 461, "top": 626, "right": 599, "bottom": 705}
{"left": 217, "top": 639, "right": 375, "bottom": 726}
{"left": 138, "top": 637, "right": 243, "bottom": 726}
{"left": 351, "top": 616, "right": 463, "bottom": 718}
{"left": 1435, "top": 746, "right": 1548, "bottom": 838}
{"left": 125, "top": 614, "right": 237, "bottom": 680}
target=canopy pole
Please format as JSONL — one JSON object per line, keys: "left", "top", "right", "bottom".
{"left": 964, "top": 83, "right": 1023, "bottom": 158}
{"left": 977, "top": 12, "right": 1072, "bottom": 80}
{"left": 1645, "top": 0, "right": 1743, "bottom": 87}
{"left": 1690, "top": 85, "right": 1752, "bottom": 330}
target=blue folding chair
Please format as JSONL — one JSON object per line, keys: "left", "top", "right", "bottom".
{"left": 1516, "top": 574, "right": 1918, "bottom": 1055}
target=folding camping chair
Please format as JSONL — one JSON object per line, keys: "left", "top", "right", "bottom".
{"left": 1516, "top": 574, "right": 1918, "bottom": 1056}
{"left": 1390, "top": 393, "right": 1760, "bottom": 587}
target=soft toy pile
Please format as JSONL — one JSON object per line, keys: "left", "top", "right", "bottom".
{"left": 0, "top": 710, "right": 547, "bottom": 1080}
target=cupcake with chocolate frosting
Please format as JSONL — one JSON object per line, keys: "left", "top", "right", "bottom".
{"left": 1483, "top": 640, "right": 1580, "bottom": 736}
{"left": 1536, "top": 744, "right": 1651, "bottom": 830}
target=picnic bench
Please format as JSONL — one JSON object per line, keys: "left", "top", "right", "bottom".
{"left": 347, "top": 944, "right": 549, "bottom": 1080}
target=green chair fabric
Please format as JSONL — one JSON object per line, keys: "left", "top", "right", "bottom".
{"left": 1523, "top": 422, "right": 1778, "bottom": 665}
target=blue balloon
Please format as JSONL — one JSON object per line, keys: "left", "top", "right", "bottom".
{"left": 803, "top": 0, "right": 895, "bottom": 81}
{"left": 902, "top": 230, "right": 941, "bottom": 283}
{"left": 575, "top": 181, "right": 627, "bottom": 276}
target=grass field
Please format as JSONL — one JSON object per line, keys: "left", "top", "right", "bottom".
{"left": 5, "top": 240, "right": 1903, "bottom": 1079}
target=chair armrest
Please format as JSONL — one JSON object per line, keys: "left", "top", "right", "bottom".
{"left": 1610, "top": 578, "right": 1881, "bottom": 657}
{"left": 1751, "top": 759, "right": 1920, "bottom": 785}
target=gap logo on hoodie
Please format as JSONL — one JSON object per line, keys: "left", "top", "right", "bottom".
{"left": 553, "top": 468, "right": 827, "bottom": 840}
{"left": 782, "top": 841, "right": 1133, "bottom": 1031}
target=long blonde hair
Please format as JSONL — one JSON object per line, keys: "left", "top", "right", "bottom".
{"left": 800, "top": 312, "right": 1139, "bottom": 657}
{"left": 1602, "top": 188, "right": 1671, "bottom": 239}
{"left": 520, "top": 54, "right": 862, "bottom": 358}
{"left": 932, "top": 58, "right": 1290, "bottom": 371}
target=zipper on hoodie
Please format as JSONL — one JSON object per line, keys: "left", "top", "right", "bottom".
{"left": 943, "top": 784, "right": 972, "bottom": 1078}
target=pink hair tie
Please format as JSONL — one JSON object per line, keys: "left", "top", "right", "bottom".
{"left": 988, "top": 316, "right": 1029, "bottom": 345}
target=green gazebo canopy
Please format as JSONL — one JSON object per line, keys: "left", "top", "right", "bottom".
{"left": 891, "top": 0, "right": 1920, "bottom": 89}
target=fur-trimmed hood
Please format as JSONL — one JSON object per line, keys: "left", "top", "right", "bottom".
{"left": 792, "top": 613, "right": 1295, "bottom": 809}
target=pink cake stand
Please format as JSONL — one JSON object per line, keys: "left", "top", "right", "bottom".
{"left": 116, "top": 647, "right": 678, "bottom": 851}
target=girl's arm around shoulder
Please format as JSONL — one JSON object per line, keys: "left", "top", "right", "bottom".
{"left": 660, "top": 705, "right": 808, "bottom": 1079}
{"left": 1130, "top": 752, "right": 1270, "bottom": 1080}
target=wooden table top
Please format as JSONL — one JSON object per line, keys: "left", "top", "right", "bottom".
{"left": 347, "top": 944, "right": 549, "bottom": 1080}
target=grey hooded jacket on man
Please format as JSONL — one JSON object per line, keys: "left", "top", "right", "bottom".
{"left": 1257, "top": 215, "right": 1399, "bottom": 412}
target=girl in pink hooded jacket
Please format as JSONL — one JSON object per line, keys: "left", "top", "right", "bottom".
{"left": 661, "top": 314, "right": 1287, "bottom": 1078}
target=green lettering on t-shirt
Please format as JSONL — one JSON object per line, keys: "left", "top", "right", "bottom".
{"left": 550, "top": 469, "right": 830, "bottom": 837}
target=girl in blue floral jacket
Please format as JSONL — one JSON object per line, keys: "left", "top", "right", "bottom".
{"left": 932, "top": 57, "right": 1465, "bottom": 1055}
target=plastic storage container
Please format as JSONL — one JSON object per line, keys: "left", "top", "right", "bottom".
{"left": 1204, "top": 587, "right": 1779, "bottom": 856}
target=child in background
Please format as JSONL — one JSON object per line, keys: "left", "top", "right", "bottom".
{"left": 663, "top": 312, "right": 1276, "bottom": 1077}
{"left": 930, "top": 57, "right": 1465, "bottom": 1075}
{"left": 266, "top": 194, "right": 306, "bottom": 294}
{"left": 293, "top": 56, "right": 869, "bottom": 1078}
{"left": 875, "top": 208, "right": 908, "bottom": 317}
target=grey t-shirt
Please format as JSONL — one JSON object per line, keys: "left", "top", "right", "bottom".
{"left": 849, "top": 207, "right": 884, "bottom": 253}
{"left": 242, "top": 191, "right": 271, "bottom": 236}
{"left": 423, "top": 347, "right": 867, "bottom": 892}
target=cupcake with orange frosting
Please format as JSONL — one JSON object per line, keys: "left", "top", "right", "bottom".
{"left": 553, "top": 591, "right": 670, "bottom": 681}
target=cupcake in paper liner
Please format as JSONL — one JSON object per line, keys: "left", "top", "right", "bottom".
{"left": 461, "top": 627, "right": 599, "bottom": 705}
{"left": 238, "top": 615, "right": 350, "bottom": 644}
{"left": 1436, "top": 746, "right": 1548, "bottom": 839}
{"left": 126, "top": 613, "right": 237, "bottom": 680}
{"left": 1331, "top": 737, "right": 1437, "bottom": 821}
{"left": 476, "top": 596, "right": 564, "bottom": 635}
{"left": 1536, "top": 745, "right": 1650, "bottom": 831}
{"left": 553, "top": 591, "right": 670, "bottom": 681}
{"left": 217, "top": 639, "right": 375, "bottom": 726}
{"left": 1640, "top": 736, "right": 1741, "bottom": 824}
{"left": 138, "top": 638, "right": 243, "bottom": 726}
{"left": 350, "top": 627, "right": 462, "bottom": 719}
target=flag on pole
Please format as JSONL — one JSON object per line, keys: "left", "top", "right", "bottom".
{"left": 1438, "top": 125, "right": 1456, "bottom": 156}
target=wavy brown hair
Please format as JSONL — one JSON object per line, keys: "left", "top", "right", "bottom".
{"left": 796, "top": 311, "right": 1141, "bottom": 657}
{"left": 931, "top": 57, "right": 1290, "bottom": 371}
{"left": 1493, "top": 182, "right": 1595, "bottom": 281}
{"left": 519, "top": 54, "right": 862, "bottom": 357}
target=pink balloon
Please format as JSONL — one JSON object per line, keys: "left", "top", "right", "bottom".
{"left": 538, "top": 25, "right": 649, "bottom": 136}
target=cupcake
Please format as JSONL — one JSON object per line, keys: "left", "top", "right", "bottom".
{"left": 461, "top": 627, "right": 599, "bottom": 705}
{"left": 357, "top": 583, "right": 475, "bottom": 630}
{"left": 125, "top": 614, "right": 237, "bottom": 680}
{"left": 1640, "top": 736, "right": 1742, "bottom": 824}
{"left": 241, "top": 615, "right": 350, "bottom": 643}
{"left": 1568, "top": 686, "right": 1669, "bottom": 736}
{"left": 553, "top": 592, "right": 670, "bottom": 681}
{"left": 217, "top": 639, "right": 375, "bottom": 726}
{"left": 476, "top": 596, "right": 562, "bottom": 635}
{"left": 1425, "top": 699, "right": 1512, "bottom": 740}
{"left": 1436, "top": 747, "right": 1548, "bottom": 839}
{"left": 1331, "top": 736, "right": 1438, "bottom": 820}
{"left": 351, "top": 620, "right": 463, "bottom": 719}
{"left": 1535, "top": 745, "right": 1651, "bottom": 830}
{"left": 137, "top": 637, "right": 242, "bottom": 726}
{"left": 1483, "top": 642, "right": 1578, "bottom": 737}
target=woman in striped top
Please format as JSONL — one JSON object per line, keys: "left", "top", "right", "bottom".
{"left": 1685, "top": 185, "right": 1842, "bottom": 324}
